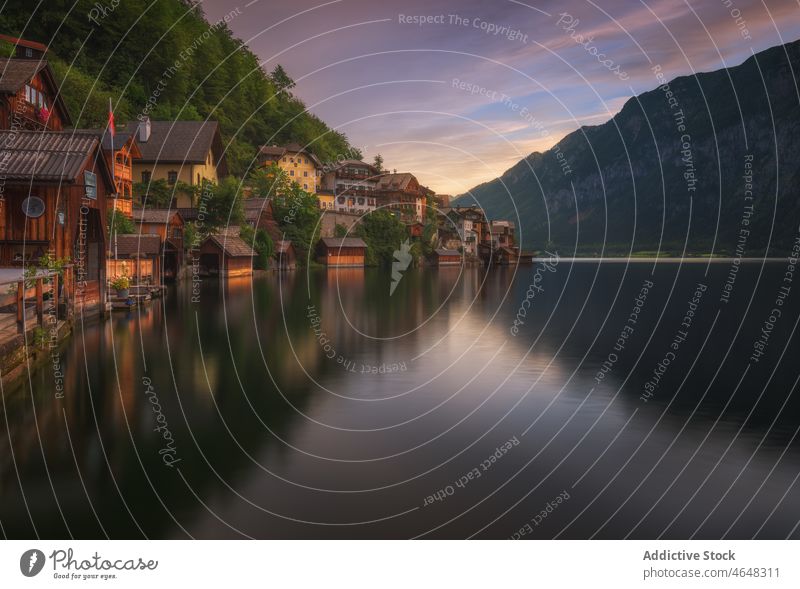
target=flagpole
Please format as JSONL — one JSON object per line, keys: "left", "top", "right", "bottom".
{"left": 109, "top": 97, "right": 118, "bottom": 262}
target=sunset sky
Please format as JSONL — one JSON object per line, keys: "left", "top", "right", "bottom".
{"left": 204, "top": 0, "right": 800, "bottom": 195}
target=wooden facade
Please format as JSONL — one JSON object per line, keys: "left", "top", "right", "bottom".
{"left": 107, "top": 234, "right": 162, "bottom": 286}
{"left": 407, "top": 222, "right": 425, "bottom": 239}
{"left": 432, "top": 249, "right": 462, "bottom": 266}
{"left": 133, "top": 208, "right": 184, "bottom": 279}
{"left": 102, "top": 131, "right": 141, "bottom": 218}
{"left": 197, "top": 235, "right": 255, "bottom": 277}
{"left": 0, "top": 130, "right": 113, "bottom": 313}
{"left": 317, "top": 237, "right": 367, "bottom": 267}
{"left": 0, "top": 39, "right": 71, "bottom": 132}
{"left": 376, "top": 173, "right": 426, "bottom": 222}
{"left": 275, "top": 240, "right": 296, "bottom": 270}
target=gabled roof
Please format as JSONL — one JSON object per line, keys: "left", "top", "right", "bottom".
{"left": 0, "top": 129, "right": 111, "bottom": 183}
{"left": 320, "top": 237, "right": 366, "bottom": 249}
{"left": 96, "top": 129, "right": 141, "bottom": 158}
{"left": 0, "top": 58, "right": 45, "bottom": 93}
{"left": 377, "top": 173, "right": 418, "bottom": 191}
{"left": 334, "top": 159, "right": 380, "bottom": 174}
{"left": 132, "top": 120, "right": 227, "bottom": 175}
{"left": 242, "top": 197, "right": 274, "bottom": 211}
{"left": 205, "top": 234, "right": 256, "bottom": 257}
{"left": 243, "top": 198, "right": 277, "bottom": 225}
{"left": 0, "top": 57, "right": 72, "bottom": 125}
{"left": 112, "top": 234, "right": 161, "bottom": 257}
{"left": 177, "top": 207, "right": 199, "bottom": 221}
{"left": 258, "top": 143, "right": 322, "bottom": 167}
{"left": 133, "top": 207, "right": 184, "bottom": 225}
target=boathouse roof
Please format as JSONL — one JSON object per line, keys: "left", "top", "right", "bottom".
{"left": 320, "top": 237, "right": 366, "bottom": 249}
{"left": 0, "top": 129, "right": 109, "bottom": 183}
{"left": 205, "top": 234, "right": 256, "bottom": 257}
{"left": 112, "top": 234, "right": 161, "bottom": 257}
{"left": 133, "top": 207, "right": 184, "bottom": 225}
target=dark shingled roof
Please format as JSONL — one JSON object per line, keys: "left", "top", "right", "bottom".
{"left": 99, "top": 129, "right": 134, "bottom": 152}
{"left": 377, "top": 173, "right": 418, "bottom": 191}
{"left": 0, "top": 58, "right": 46, "bottom": 93}
{"left": 320, "top": 237, "right": 366, "bottom": 249}
{"left": 257, "top": 143, "right": 322, "bottom": 167}
{"left": 177, "top": 207, "right": 199, "bottom": 221}
{"left": 205, "top": 234, "right": 256, "bottom": 257}
{"left": 133, "top": 208, "right": 183, "bottom": 224}
{"left": 0, "top": 130, "right": 106, "bottom": 182}
{"left": 243, "top": 197, "right": 273, "bottom": 211}
{"left": 112, "top": 234, "right": 161, "bottom": 257}
{"left": 134, "top": 120, "right": 220, "bottom": 165}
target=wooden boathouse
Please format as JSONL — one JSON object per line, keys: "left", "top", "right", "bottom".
{"left": 317, "top": 237, "right": 367, "bottom": 267}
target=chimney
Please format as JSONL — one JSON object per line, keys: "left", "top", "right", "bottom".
{"left": 138, "top": 117, "right": 151, "bottom": 143}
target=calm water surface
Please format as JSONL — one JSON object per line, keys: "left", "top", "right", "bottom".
{"left": 1, "top": 260, "right": 799, "bottom": 539}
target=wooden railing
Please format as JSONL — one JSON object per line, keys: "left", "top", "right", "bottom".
{"left": 0, "top": 268, "right": 69, "bottom": 336}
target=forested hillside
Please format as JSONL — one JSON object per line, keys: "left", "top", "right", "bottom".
{"left": 0, "top": 0, "right": 357, "bottom": 176}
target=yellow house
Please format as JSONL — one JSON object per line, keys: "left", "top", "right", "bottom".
{"left": 316, "top": 189, "right": 335, "bottom": 210}
{"left": 131, "top": 118, "right": 228, "bottom": 208}
{"left": 258, "top": 143, "right": 322, "bottom": 194}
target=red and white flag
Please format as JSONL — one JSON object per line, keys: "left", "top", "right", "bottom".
{"left": 108, "top": 97, "right": 115, "bottom": 137}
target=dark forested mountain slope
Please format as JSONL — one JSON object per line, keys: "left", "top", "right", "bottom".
{"left": 456, "top": 40, "right": 800, "bottom": 255}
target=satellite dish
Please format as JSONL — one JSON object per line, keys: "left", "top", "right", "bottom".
{"left": 22, "top": 197, "right": 45, "bottom": 218}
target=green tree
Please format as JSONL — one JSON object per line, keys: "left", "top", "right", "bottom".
{"left": 373, "top": 154, "right": 384, "bottom": 172}
{"left": 269, "top": 65, "right": 295, "bottom": 95}
{"left": 356, "top": 210, "right": 414, "bottom": 267}
{"left": 0, "top": 0, "right": 359, "bottom": 177}
{"left": 203, "top": 176, "right": 244, "bottom": 230}
{"left": 273, "top": 183, "right": 320, "bottom": 263}
{"left": 249, "top": 164, "right": 289, "bottom": 198}
{"left": 239, "top": 224, "right": 274, "bottom": 269}
{"left": 107, "top": 209, "right": 135, "bottom": 239}
{"left": 333, "top": 223, "right": 348, "bottom": 238}
{"left": 133, "top": 178, "right": 198, "bottom": 208}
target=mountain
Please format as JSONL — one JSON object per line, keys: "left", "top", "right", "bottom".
{"left": 0, "top": 0, "right": 357, "bottom": 177}
{"left": 455, "top": 41, "right": 800, "bottom": 255}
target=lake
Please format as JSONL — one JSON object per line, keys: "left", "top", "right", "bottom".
{"left": 1, "top": 259, "right": 799, "bottom": 539}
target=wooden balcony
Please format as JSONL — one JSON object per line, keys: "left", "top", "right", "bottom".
{"left": 114, "top": 165, "right": 132, "bottom": 183}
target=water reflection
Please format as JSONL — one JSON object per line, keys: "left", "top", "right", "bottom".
{"left": 0, "top": 261, "right": 798, "bottom": 539}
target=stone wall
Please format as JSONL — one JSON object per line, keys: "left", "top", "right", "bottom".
{"left": 319, "top": 211, "right": 363, "bottom": 238}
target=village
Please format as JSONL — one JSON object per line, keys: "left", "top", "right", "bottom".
{"left": 0, "top": 35, "right": 528, "bottom": 383}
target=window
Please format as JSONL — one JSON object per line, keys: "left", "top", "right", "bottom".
{"left": 197, "top": 174, "right": 201, "bottom": 185}
{"left": 24, "top": 85, "right": 45, "bottom": 107}
{"left": 289, "top": 170, "right": 294, "bottom": 177}
{"left": 303, "top": 171, "right": 308, "bottom": 177}
{"left": 141, "top": 170, "right": 152, "bottom": 183}
{"left": 282, "top": 157, "right": 287, "bottom": 162}
{"left": 25, "top": 47, "right": 32, "bottom": 58}
{"left": 167, "top": 171, "right": 178, "bottom": 184}
{"left": 172, "top": 228, "right": 182, "bottom": 239}
{"left": 303, "top": 184, "right": 308, "bottom": 190}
